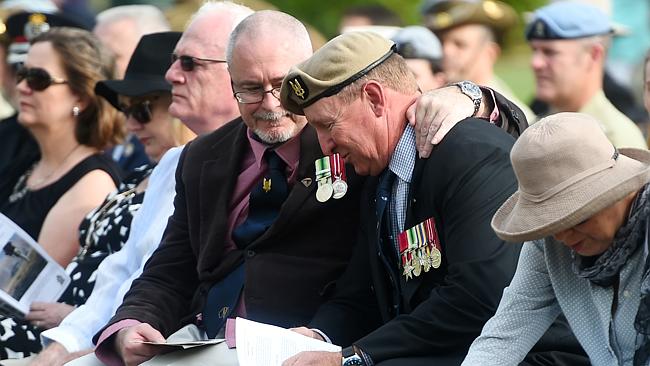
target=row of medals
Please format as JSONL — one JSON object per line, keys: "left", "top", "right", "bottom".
{"left": 316, "top": 176, "right": 347, "bottom": 202}
{"left": 315, "top": 154, "right": 347, "bottom": 202}
{"left": 402, "top": 247, "right": 442, "bottom": 280}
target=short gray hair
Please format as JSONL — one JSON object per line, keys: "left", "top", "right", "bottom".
{"left": 95, "top": 5, "right": 170, "bottom": 35}
{"left": 187, "top": 0, "right": 253, "bottom": 32}
{"left": 226, "top": 10, "right": 312, "bottom": 65}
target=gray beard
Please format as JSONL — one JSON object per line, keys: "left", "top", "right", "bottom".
{"left": 251, "top": 111, "right": 298, "bottom": 144}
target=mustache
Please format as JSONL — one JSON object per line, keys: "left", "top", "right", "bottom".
{"left": 252, "top": 110, "right": 290, "bottom": 122}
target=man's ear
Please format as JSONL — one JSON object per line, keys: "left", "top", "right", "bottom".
{"left": 362, "top": 81, "right": 386, "bottom": 117}
{"left": 589, "top": 42, "right": 606, "bottom": 63}
{"left": 486, "top": 41, "right": 501, "bottom": 65}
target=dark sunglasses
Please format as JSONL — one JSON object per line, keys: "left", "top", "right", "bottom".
{"left": 119, "top": 100, "right": 153, "bottom": 124}
{"left": 171, "top": 53, "right": 226, "bottom": 72}
{"left": 16, "top": 67, "right": 67, "bottom": 91}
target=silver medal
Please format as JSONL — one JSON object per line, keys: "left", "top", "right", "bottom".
{"left": 331, "top": 177, "right": 348, "bottom": 199}
{"left": 316, "top": 178, "right": 333, "bottom": 202}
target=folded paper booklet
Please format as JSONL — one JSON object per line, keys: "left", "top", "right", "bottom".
{"left": 0, "top": 214, "right": 70, "bottom": 318}
{"left": 135, "top": 339, "right": 225, "bottom": 350}
{"left": 134, "top": 323, "right": 225, "bottom": 349}
{"left": 236, "top": 317, "right": 341, "bottom": 366}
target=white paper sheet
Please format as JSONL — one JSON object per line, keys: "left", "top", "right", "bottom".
{"left": 0, "top": 214, "right": 70, "bottom": 318}
{"left": 236, "top": 317, "right": 341, "bottom": 366}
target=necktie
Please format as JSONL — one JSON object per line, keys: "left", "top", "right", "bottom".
{"left": 232, "top": 150, "right": 288, "bottom": 248}
{"left": 203, "top": 150, "right": 288, "bottom": 338}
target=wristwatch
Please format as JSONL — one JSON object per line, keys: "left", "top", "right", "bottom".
{"left": 453, "top": 80, "right": 482, "bottom": 117}
{"left": 341, "top": 346, "right": 365, "bottom": 366}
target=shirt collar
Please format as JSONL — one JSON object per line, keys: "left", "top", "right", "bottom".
{"left": 247, "top": 128, "right": 301, "bottom": 170}
{"left": 388, "top": 124, "right": 416, "bottom": 183}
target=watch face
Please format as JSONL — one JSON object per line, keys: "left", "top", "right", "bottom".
{"left": 459, "top": 81, "right": 481, "bottom": 100}
{"left": 343, "top": 357, "right": 364, "bottom": 366}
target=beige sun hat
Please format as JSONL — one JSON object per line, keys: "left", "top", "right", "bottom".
{"left": 492, "top": 112, "right": 650, "bottom": 242}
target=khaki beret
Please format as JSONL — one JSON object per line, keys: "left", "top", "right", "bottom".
{"left": 424, "top": 0, "right": 517, "bottom": 37}
{"left": 280, "top": 31, "right": 395, "bottom": 116}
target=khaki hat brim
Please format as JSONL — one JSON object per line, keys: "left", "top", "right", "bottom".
{"left": 492, "top": 148, "right": 650, "bottom": 242}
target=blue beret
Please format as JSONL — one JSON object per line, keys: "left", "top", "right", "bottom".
{"left": 525, "top": 1, "right": 613, "bottom": 40}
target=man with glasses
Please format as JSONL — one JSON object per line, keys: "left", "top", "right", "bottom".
{"left": 88, "top": 11, "right": 366, "bottom": 366}
{"left": 82, "top": 8, "right": 525, "bottom": 366}
{"left": 27, "top": 3, "right": 253, "bottom": 366}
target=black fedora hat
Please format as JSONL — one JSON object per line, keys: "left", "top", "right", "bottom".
{"left": 95, "top": 31, "right": 182, "bottom": 110}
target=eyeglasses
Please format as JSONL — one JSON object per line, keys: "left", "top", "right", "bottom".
{"left": 16, "top": 67, "right": 67, "bottom": 91}
{"left": 119, "top": 100, "right": 153, "bottom": 124}
{"left": 171, "top": 54, "right": 226, "bottom": 72}
{"left": 233, "top": 87, "right": 282, "bottom": 104}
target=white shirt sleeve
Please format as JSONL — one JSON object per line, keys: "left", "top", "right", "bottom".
{"left": 40, "top": 146, "right": 184, "bottom": 352}
{"left": 462, "top": 240, "right": 561, "bottom": 366}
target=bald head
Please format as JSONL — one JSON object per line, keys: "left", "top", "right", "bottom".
{"left": 226, "top": 10, "right": 313, "bottom": 66}
{"left": 226, "top": 10, "right": 312, "bottom": 144}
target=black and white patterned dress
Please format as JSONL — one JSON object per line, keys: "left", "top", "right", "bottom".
{"left": 0, "top": 164, "right": 153, "bottom": 359}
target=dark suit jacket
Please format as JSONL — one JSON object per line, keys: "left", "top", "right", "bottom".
{"left": 309, "top": 119, "right": 521, "bottom": 364}
{"left": 97, "top": 119, "right": 364, "bottom": 338}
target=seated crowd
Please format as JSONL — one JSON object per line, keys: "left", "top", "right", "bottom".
{"left": 0, "top": 1, "right": 648, "bottom": 366}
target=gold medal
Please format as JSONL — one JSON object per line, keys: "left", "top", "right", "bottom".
{"left": 412, "top": 255, "right": 422, "bottom": 277}
{"left": 431, "top": 247, "right": 442, "bottom": 269}
{"left": 422, "top": 249, "right": 431, "bottom": 273}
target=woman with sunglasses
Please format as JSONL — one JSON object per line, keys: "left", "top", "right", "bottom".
{"left": 0, "top": 27, "right": 125, "bottom": 360}
{"left": 0, "top": 32, "right": 190, "bottom": 362}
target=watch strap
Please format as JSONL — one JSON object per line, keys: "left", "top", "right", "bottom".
{"left": 341, "top": 345, "right": 369, "bottom": 366}
{"left": 453, "top": 81, "right": 482, "bottom": 117}
{"left": 341, "top": 346, "right": 356, "bottom": 358}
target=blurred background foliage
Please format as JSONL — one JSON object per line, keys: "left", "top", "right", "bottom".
{"left": 265, "top": 0, "right": 546, "bottom": 39}
{"left": 262, "top": 0, "right": 547, "bottom": 103}
{"left": 102, "top": 0, "right": 546, "bottom": 103}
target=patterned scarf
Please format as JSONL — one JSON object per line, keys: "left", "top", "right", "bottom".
{"left": 572, "top": 184, "right": 650, "bottom": 365}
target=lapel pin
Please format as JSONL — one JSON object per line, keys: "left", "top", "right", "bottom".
{"left": 301, "top": 178, "right": 312, "bottom": 187}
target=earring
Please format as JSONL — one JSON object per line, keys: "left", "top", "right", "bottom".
{"left": 72, "top": 106, "right": 80, "bottom": 117}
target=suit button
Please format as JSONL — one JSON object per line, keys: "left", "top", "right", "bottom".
{"left": 247, "top": 250, "right": 255, "bottom": 258}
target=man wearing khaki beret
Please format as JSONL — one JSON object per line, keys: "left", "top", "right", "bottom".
{"left": 423, "top": 0, "right": 537, "bottom": 123}
{"left": 71, "top": 9, "right": 530, "bottom": 366}
{"left": 279, "top": 31, "right": 525, "bottom": 366}
{"left": 282, "top": 30, "right": 591, "bottom": 366}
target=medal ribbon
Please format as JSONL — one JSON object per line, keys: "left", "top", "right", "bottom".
{"left": 424, "top": 217, "right": 441, "bottom": 251}
{"left": 398, "top": 217, "right": 442, "bottom": 271}
{"left": 315, "top": 157, "right": 331, "bottom": 181}
{"left": 329, "top": 153, "right": 347, "bottom": 181}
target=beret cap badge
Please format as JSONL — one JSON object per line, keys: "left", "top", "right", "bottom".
{"left": 433, "top": 12, "right": 452, "bottom": 28}
{"left": 533, "top": 20, "right": 545, "bottom": 38}
{"left": 25, "top": 13, "right": 50, "bottom": 41}
{"left": 289, "top": 76, "right": 308, "bottom": 100}
{"left": 483, "top": 1, "right": 504, "bottom": 20}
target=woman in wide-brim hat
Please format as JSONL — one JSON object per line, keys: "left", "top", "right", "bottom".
{"left": 463, "top": 112, "right": 650, "bottom": 366}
